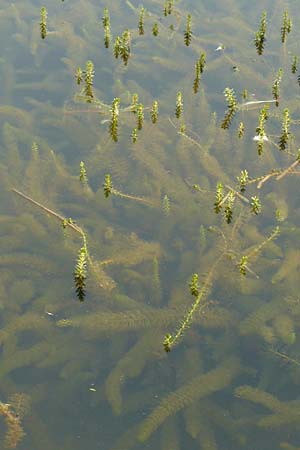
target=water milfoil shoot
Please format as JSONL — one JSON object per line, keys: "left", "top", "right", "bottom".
{"left": 75, "top": 67, "right": 83, "bottom": 85}
{"left": 113, "top": 36, "right": 121, "bottom": 59}
{"left": 131, "top": 128, "right": 138, "bottom": 143}
{"left": 184, "top": 14, "right": 192, "bottom": 46}
{"left": 84, "top": 60, "right": 95, "bottom": 102}
{"left": 272, "top": 68, "right": 283, "bottom": 107}
{"left": 163, "top": 273, "right": 200, "bottom": 352}
{"left": 40, "top": 7, "right": 47, "bottom": 39}
{"left": 74, "top": 243, "right": 87, "bottom": 302}
{"left": 163, "top": 0, "right": 173, "bottom": 16}
{"left": 214, "top": 183, "right": 224, "bottom": 214}
{"left": 255, "top": 105, "right": 269, "bottom": 155}
{"left": 221, "top": 87, "right": 238, "bottom": 129}
{"left": 254, "top": 11, "right": 267, "bottom": 55}
{"left": 103, "top": 174, "right": 113, "bottom": 198}
{"left": 103, "top": 174, "right": 156, "bottom": 206}
{"left": 281, "top": 11, "right": 292, "bottom": 44}
{"left": 152, "top": 23, "right": 159, "bottom": 36}
{"left": 109, "top": 98, "right": 120, "bottom": 142}
{"left": 137, "top": 103, "right": 144, "bottom": 130}
{"left": 120, "top": 29, "right": 131, "bottom": 65}
{"left": 151, "top": 100, "right": 158, "bottom": 124}
{"left": 250, "top": 196, "right": 262, "bottom": 215}
{"left": 193, "top": 53, "right": 206, "bottom": 93}
{"left": 238, "top": 122, "right": 244, "bottom": 139}
{"left": 291, "top": 56, "right": 298, "bottom": 74}
{"left": 238, "top": 227, "right": 280, "bottom": 276}
{"left": 162, "top": 194, "right": 170, "bottom": 216}
{"left": 224, "top": 191, "right": 235, "bottom": 224}
{"left": 279, "top": 108, "right": 291, "bottom": 151}
{"left": 131, "top": 93, "right": 139, "bottom": 113}
{"left": 79, "top": 161, "right": 88, "bottom": 186}
{"left": 237, "top": 170, "right": 249, "bottom": 192}
{"left": 102, "top": 7, "right": 111, "bottom": 48}
{"left": 175, "top": 91, "right": 183, "bottom": 119}
{"left": 139, "top": 7, "right": 145, "bottom": 35}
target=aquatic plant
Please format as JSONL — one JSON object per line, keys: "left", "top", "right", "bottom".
{"left": 5, "top": 1, "right": 300, "bottom": 449}
{"left": 254, "top": 11, "right": 267, "bottom": 55}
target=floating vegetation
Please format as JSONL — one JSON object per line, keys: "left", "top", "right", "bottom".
{"left": 3, "top": 0, "right": 300, "bottom": 449}
{"left": 39, "top": 6, "right": 47, "bottom": 40}
{"left": 254, "top": 11, "right": 267, "bottom": 55}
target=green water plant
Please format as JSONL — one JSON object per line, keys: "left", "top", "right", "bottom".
{"left": 278, "top": 108, "right": 291, "bottom": 151}
{"left": 193, "top": 53, "right": 206, "bottom": 93}
{"left": 84, "top": 60, "right": 95, "bottom": 102}
{"left": 221, "top": 87, "right": 238, "bottom": 129}
{"left": 137, "top": 103, "right": 144, "bottom": 130}
{"left": 139, "top": 7, "right": 145, "bottom": 35}
{"left": 272, "top": 68, "right": 283, "bottom": 107}
{"left": 254, "top": 11, "right": 267, "bottom": 55}
{"left": 291, "top": 55, "right": 298, "bottom": 74}
{"left": 163, "top": 0, "right": 173, "bottom": 16}
{"left": 255, "top": 105, "right": 269, "bottom": 155}
{"left": 151, "top": 100, "right": 158, "bottom": 124}
{"left": 103, "top": 174, "right": 157, "bottom": 206}
{"left": 109, "top": 97, "right": 120, "bottom": 142}
{"left": 163, "top": 252, "right": 226, "bottom": 352}
{"left": 40, "top": 7, "right": 47, "bottom": 40}
{"left": 102, "top": 7, "right": 111, "bottom": 48}
{"left": 175, "top": 91, "right": 183, "bottom": 119}
{"left": 152, "top": 22, "right": 159, "bottom": 36}
{"left": 184, "top": 14, "right": 192, "bottom": 46}
{"left": 281, "top": 11, "right": 292, "bottom": 44}
{"left": 237, "top": 170, "right": 249, "bottom": 192}
{"left": 238, "top": 121, "right": 244, "bottom": 139}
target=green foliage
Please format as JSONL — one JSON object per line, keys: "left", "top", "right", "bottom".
{"left": 131, "top": 93, "right": 139, "bottom": 113}
{"left": 184, "top": 14, "right": 192, "bottom": 46}
{"left": 237, "top": 170, "right": 249, "bottom": 192}
{"left": 137, "top": 103, "right": 144, "bottom": 130}
{"left": 214, "top": 183, "right": 224, "bottom": 214}
{"left": 40, "top": 7, "right": 47, "bottom": 40}
{"left": 120, "top": 29, "right": 131, "bottom": 65}
{"left": 278, "top": 108, "right": 291, "bottom": 151}
{"left": 163, "top": 0, "right": 173, "bottom": 16}
{"left": 291, "top": 55, "right": 298, "bottom": 74}
{"left": 75, "top": 67, "right": 83, "bottom": 85}
{"left": 79, "top": 161, "right": 88, "bottom": 186}
{"left": 221, "top": 88, "right": 238, "bottom": 129}
{"left": 250, "top": 196, "right": 262, "bottom": 215}
{"left": 238, "top": 121, "right": 244, "bottom": 139}
{"left": 152, "top": 22, "right": 159, "bottom": 36}
{"left": 281, "top": 11, "right": 292, "bottom": 43}
{"left": 151, "top": 100, "right": 158, "bottom": 124}
{"left": 272, "top": 68, "right": 283, "bottom": 107}
{"left": 103, "top": 174, "right": 113, "bottom": 198}
{"left": 238, "top": 255, "right": 248, "bottom": 276}
{"left": 139, "top": 7, "right": 145, "bottom": 35}
{"left": 102, "top": 7, "right": 111, "bottom": 48}
{"left": 224, "top": 191, "right": 235, "bottom": 224}
{"left": 131, "top": 128, "right": 138, "bottom": 143}
{"left": 74, "top": 245, "right": 87, "bottom": 302}
{"left": 256, "top": 105, "right": 269, "bottom": 155}
{"left": 113, "top": 36, "right": 121, "bottom": 58}
{"left": 162, "top": 195, "right": 170, "bottom": 216}
{"left": 84, "top": 60, "right": 94, "bottom": 102}
{"left": 193, "top": 53, "right": 206, "bottom": 93}
{"left": 175, "top": 91, "right": 183, "bottom": 119}
{"left": 189, "top": 274, "right": 199, "bottom": 297}
{"left": 109, "top": 98, "right": 120, "bottom": 142}
{"left": 254, "top": 11, "right": 267, "bottom": 55}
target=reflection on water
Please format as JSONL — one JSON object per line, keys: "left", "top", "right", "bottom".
{"left": 1, "top": 0, "right": 300, "bottom": 449}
